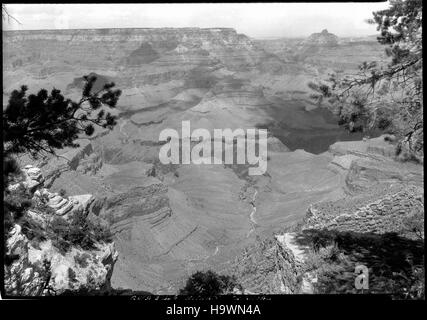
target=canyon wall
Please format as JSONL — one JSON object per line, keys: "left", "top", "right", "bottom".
{"left": 4, "top": 28, "right": 417, "bottom": 295}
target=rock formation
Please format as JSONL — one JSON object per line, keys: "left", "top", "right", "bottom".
{"left": 225, "top": 237, "right": 301, "bottom": 294}
{"left": 308, "top": 136, "right": 424, "bottom": 240}
{"left": 303, "top": 185, "right": 424, "bottom": 239}
{"left": 222, "top": 135, "right": 423, "bottom": 294}
{"left": 305, "top": 29, "right": 339, "bottom": 47}
{"left": 4, "top": 165, "right": 118, "bottom": 296}
{"left": 126, "top": 42, "right": 160, "bottom": 65}
{"left": 5, "top": 224, "right": 117, "bottom": 295}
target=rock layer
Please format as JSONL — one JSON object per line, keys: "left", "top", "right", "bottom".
{"left": 303, "top": 185, "right": 424, "bottom": 238}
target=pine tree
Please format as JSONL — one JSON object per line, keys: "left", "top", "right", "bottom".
{"left": 309, "top": 0, "right": 422, "bottom": 161}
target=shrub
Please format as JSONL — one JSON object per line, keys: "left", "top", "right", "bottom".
{"left": 58, "top": 188, "right": 67, "bottom": 197}
{"left": 401, "top": 208, "right": 424, "bottom": 240}
{"left": 68, "top": 267, "right": 78, "bottom": 284}
{"left": 50, "top": 210, "right": 112, "bottom": 253}
{"left": 300, "top": 229, "right": 425, "bottom": 298}
{"left": 49, "top": 216, "right": 71, "bottom": 253}
{"left": 179, "top": 270, "right": 239, "bottom": 296}
{"left": 4, "top": 184, "right": 33, "bottom": 228}
{"left": 33, "top": 195, "right": 57, "bottom": 216}
{"left": 20, "top": 214, "right": 47, "bottom": 243}
{"left": 74, "top": 252, "right": 91, "bottom": 268}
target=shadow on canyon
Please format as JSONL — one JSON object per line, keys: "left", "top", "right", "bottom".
{"left": 257, "top": 99, "right": 382, "bottom": 154}
{"left": 294, "top": 229, "right": 424, "bottom": 296}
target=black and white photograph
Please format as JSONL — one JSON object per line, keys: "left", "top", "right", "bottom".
{"left": 1, "top": 0, "right": 424, "bottom": 308}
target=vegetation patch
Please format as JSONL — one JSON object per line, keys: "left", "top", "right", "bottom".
{"left": 299, "top": 229, "right": 424, "bottom": 299}
{"left": 179, "top": 270, "right": 240, "bottom": 296}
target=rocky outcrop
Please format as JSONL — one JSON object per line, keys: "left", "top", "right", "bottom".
{"left": 5, "top": 224, "right": 117, "bottom": 296}
{"left": 36, "top": 188, "right": 95, "bottom": 219}
{"left": 327, "top": 135, "right": 424, "bottom": 192}
{"left": 9, "top": 164, "right": 96, "bottom": 220}
{"left": 329, "top": 135, "right": 395, "bottom": 158}
{"left": 305, "top": 29, "right": 339, "bottom": 47}
{"left": 19, "top": 165, "right": 45, "bottom": 192}
{"left": 274, "top": 236, "right": 302, "bottom": 294}
{"left": 345, "top": 158, "right": 423, "bottom": 192}
{"left": 228, "top": 237, "right": 301, "bottom": 294}
{"left": 289, "top": 29, "right": 341, "bottom": 62}
{"left": 303, "top": 185, "right": 424, "bottom": 239}
{"left": 230, "top": 232, "right": 317, "bottom": 295}
{"left": 276, "top": 233, "right": 317, "bottom": 293}
{"left": 228, "top": 231, "right": 319, "bottom": 294}
{"left": 303, "top": 136, "right": 424, "bottom": 238}
{"left": 4, "top": 165, "right": 118, "bottom": 296}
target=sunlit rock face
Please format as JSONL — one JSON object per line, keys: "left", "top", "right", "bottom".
{"left": 5, "top": 224, "right": 118, "bottom": 296}
{"left": 303, "top": 185, "right": 424, "bottom": 238}
{"left": 4, "top": 166, "right": 118, "bottom": 296}
{"left": 13, "top": 164, "right": 95, "bottom": 219}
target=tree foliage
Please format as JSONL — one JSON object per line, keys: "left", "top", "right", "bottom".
{"left": 179, "top": 270, "right": 239, "bottom": 296}
{"left": 302, "top": 229, "right": 424, "bottom": 299}
{"left": 309, "top": 0, "right": 422, "bottom": 160}
{"left": 49, "top": 210, "right": 113, "bottom": 253}
{"left": 3, "top": 75, "right": 120, "bottom": 270}
{"left": 2, "top": 4, "right": 21, "bottom": 25}
{"left": 4, "top": 184, "right": 33, "bottom": 230}
{"left": 3, "top": 74, "right": 121, "bottom": 158}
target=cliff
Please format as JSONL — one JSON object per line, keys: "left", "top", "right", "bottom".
{"left": 4, "top": 165, "right": 118, "bottom": 296}
{"left": 2, "top": 28, "right": 246, "bottom": 43}
{"left": 2, "top": 27, "right": 286, "bottom": 102}
{"left": 225, "top": 237, "right": 301, "bottom": 294}
{"left": 226, "top": 136, "right": 423, "bottom": 296}
{"left": 2, "top": 27, "right": 257, "bottom": 72}
{"left": 304, "top": 185, "right": 424, "bottom": 239}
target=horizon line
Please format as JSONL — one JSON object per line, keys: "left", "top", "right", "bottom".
{"left": 2, "top": 27, "right": 379, "bottom": 39}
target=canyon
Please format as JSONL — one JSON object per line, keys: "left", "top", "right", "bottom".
{"left": 3, "top": 28, "right": 422, "bottom": 294}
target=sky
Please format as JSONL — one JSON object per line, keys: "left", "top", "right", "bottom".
{"left": 2, "top": 2, "right": 390, "bottom": 38}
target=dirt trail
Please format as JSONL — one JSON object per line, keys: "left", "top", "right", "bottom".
{"left": 247, "top": 189, "right": 258, "bottom": 237}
